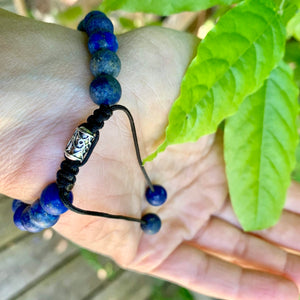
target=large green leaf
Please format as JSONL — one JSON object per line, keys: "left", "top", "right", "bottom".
{"left": 100, "top": 0, "right": 241, "bottom": 15}
{"left": 145, "top": 0, "right": 285, "bottom": 162}
{"left": 224, "top": 61, "right": 299, "bottom": 231}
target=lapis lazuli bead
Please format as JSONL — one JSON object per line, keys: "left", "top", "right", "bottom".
{"left": 84, "top": 11, "right": 106, "bottom": 26}
{"left": 29, "top": 200, "right": 60, "bottom": 228}
{"left": 77, "top": 19, "right": 85, "bottom": 32}
{"left": 90, "top": 49, "right": 121, "bottom": 78}
{"left": 145, "top": 185, "right": 167, "bottom": 206}
{"left": 20, "top": 207, "right": 44, "bottom": 233}
{"left": 13, "top": 203, "right": 29, "bottom": 231}
{"left": 88, "top": 32, "right": 118, "bottom": 54}
{"left": 40, "top": 183, "right": 73, "bottom": 216}
{"left": 90, "top": 74, "right": 121, "bottom": 105}
{"left": 12, "top": 199, "right": 26, "bottom": 213}
{"left": 86, "top": 14, "right": 114, "bottom": 36}
{"left": 141, "top": 213, "right": 161, "bottom": 234}
{"left": 78, "top": 11, "right": 105, "bottom": 32}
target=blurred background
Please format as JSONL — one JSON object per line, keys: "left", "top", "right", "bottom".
{"left": 0, "top": 1, "right": 299, "bottom": 299}
{"left": 0, "top": 0, "right": 223, "bottom": 37}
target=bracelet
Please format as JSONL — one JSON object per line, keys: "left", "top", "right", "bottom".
{"left": 12, "top": 11, "right": 167, "bottom": 235}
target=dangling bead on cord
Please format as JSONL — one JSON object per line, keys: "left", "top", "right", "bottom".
{"left": 145, "top": 185, "right": 167, "bottom": 206}
{"left": 12, "top": 10, "right": 167, "bottom": 235}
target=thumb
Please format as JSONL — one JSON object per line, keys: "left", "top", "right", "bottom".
{"left": 117, "top": 26, "right": 199, "bottom": 148}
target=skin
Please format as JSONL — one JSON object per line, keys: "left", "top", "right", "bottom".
{"left": 1, "top": 9, "right": 300, "bottom": 300}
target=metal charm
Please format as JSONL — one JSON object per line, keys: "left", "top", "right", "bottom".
{"left": 65, "top": 126, "right": 96, "bottom": 163}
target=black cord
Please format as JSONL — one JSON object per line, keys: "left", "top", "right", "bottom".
{"left": 56, "top": 104, "right": 153, "bottom": 224}
{"left": 111, "top": 104, "right": 154, "bottom": 192}
{"left": 59, "top": 189, "right": 145, "bottom": 224}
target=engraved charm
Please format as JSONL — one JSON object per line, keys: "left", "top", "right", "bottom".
{"left": 65, "top": 126, "right": 96, "bottom": 163}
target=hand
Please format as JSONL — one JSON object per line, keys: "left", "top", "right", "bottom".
{"left": 1, "top": 9, "right": 300, "bottom": 300}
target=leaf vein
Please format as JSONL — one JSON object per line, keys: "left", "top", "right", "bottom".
{"left": 188, "top": 12, "right": 280, "bottom": 124}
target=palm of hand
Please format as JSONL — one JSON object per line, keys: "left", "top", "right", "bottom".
{"left": 54, "top": 26, "right": 227, "bottom": 268}
{"left": 8, "top": 24, "right": 300, "bottom": 299}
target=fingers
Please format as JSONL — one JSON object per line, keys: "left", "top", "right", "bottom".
{"left": 150, "top": 244, "right": 299, "bottom": 300}
{"left": 285, "top": 181, "right": 300, "bottom": 214}
{"left": 216, "top": 187, "right": 300, "bottom": 254}
{"left": 189, "top": 217, "right": 300, "bottom": 288}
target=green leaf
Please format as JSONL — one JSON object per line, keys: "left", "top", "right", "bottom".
{"left": 279, "top": 2, "right": 298, "bottom": 25}
{"left": 99, "top": 0, "right": 241, "bottom": 15}
{"left": 287, "top": 11, "right": 300, "bottom": 40}
{"left": 119, "top": 17, "right": 137, "bottom": 30}
{"left": 55, "top": 6, "right": 83, "bottom": 25}
{"left": 224, "top": 61, "right": 299, "bottom": 231}
{"left": 145, "top": 0, "right": 286, "bottom": 162}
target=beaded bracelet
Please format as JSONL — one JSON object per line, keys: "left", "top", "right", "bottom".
{"left": 12, "top": 11, "right": 167, "bottom": 235}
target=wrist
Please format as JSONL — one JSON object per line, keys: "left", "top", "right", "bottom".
{"left": 0, "top": 10, "right": 95, "bottom": 199}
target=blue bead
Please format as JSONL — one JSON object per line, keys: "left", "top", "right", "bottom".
{"left": 90, "top": 75, "right": 121, "bottom": 105}
{"left": 86, "top": 14, "right": 114, "bottom": 36}
{"left": 145, "top": 185, "right": 167, "bottom": 206}
{"left": 141, "top": 213, "right": 161, "bottom": 234}
{"left": 29, "top": 200, "right": 60, "bottom": 228}
{"left": 90, "top": 49, "right": 121, "bottom": 77}
{"left": 13, "top": 203, "right": 29, "bottom": 231}
{"left": 12, "top": 199, "right": 26, "bottom": 213}
{"left": 20, "top": 207, "right": 44, "bottom": 233}
{"left": 40, "top": 183, "right": 73, "bottom": 216}
{"left": 77, "top": 19, "right": 85, "bottom": 32}
{"left": 84, "top": 11, "right": 106, "bottom": 27}
{"left": 88, "top": 32, "right": 118, "bottom": 54}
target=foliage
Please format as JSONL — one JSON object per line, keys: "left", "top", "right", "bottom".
{"left": 146, "top": 0, "right": 286, "bottom": 161}
{"left": 80, "top": 249, "right": 195, "bottom": 299}
{"left": 100, "top": 0, "right": 242, "bottom": 16}
{"left": 100, "top": 0, "right": 300, "bottom": 231}
{"left": 55, "top": 6, "right": 83, "bottom": 26}
{"left": 80, "top": 248, "right": 119, "bottom": 279}
{"left": 149, "top": 279, "right": 195, "bottom": 300}
{"left": 224, "top": 61, "right": 298, "bottom": 230}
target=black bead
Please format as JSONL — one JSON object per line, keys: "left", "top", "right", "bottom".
{"left": 57, "top": 169, "right": 76, "bottom": 183}
{"left": 94, "top": 105, "right": 113, "bottom": 121}
{"left": 56, "top": 181, "right": 75, "bottom": 192}
{"left": 87, "top": 115, "right": 105, "bottom": 129}
{"left": 60, "top": 160, "right": 80, "bottom": 175}
{"left": 56, "top": 174, "right": 76, "bottom": 191}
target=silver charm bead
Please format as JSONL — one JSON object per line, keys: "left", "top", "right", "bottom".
{"left": 65, "top": 126, "right": 96, "bottom": 163}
